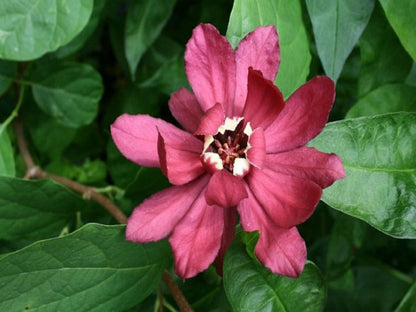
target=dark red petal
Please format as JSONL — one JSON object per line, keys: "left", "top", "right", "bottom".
{"left": 205, "top": 170, "right": 248, "bottom": 208}
{"left": 126, "top": 174, "right": 210, "bottom": 243}
{"left": 215, "top": 208, "right": 237, "bottom": 275}
{"left": 194, "top": 102, "right": 225, "bottom": 135}
{"left": 265, "top": 76, "right": 335, "bottom": 153}
{"left": 185, "top": 23, "right": 236, "bottom": 115}
{"left": 168, "top": 87, "right": 204, "bottom": 133}
{"left": 234, "top": 26, "right": 280, "bottom": 116}
{"left": 243, "top": 68, "right": 284, "bottom": 130}
{"left": 247, "top": 127, "right": 266, "bottom": 169}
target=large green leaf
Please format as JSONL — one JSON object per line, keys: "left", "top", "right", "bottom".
{"left": 358, "top": 4, "right": 413, "bottom": 96}
{"left": 394, "top": 281, "right": 416, "bottom": 312}
{"left": 309, "top": 113, "right": 416, "bottom": 238}
{"left": 0, "top": 126, "right": 14, "bottom": 177}
{"left": 30, "top": 62, "right": 103, "bottom": 128}
{"left": 226, "top": 0, "right": 311, "bottom": 98}
{"left": 0, "top": 177, "right": 86, "bottom": 241}
{"left": 0, "top": 0, "right": 93, "bottom": 61}
{"left": 379, "top": 0, "right": 416, "bottom": 61}
{"left": 346, "top": 84, "right": 416, "bottom": 118}
{"left": 125, "top": 0, "right": 176, "bottom": 79}
{"left": 306, "top": 0, "right": 375, "bottom": 82}
{"left": 0, "top": 60, "right": 16, "bottom": 96}
{"left": 0, "top": 224, "right": 171, "bottom": 311}
{"left": 223, "top": 241, "right": 326, "bottom": 312}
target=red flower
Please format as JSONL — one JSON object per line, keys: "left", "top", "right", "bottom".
{"left": 111, "top": 24, "right": 345, "bottom": 278}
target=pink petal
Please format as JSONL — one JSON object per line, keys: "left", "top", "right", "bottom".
{"left": 169, "top": 192, "right": 224, "bottom": 278}
{"left": 126, "top": 174, "right": 210, "bottom": 243}
{"left": 157, "top": 131, "right": 205, "bottom": 185}
{"left": 194, "top": 102, "right": 225, "bottom": 135}
{"left": 234, "top": 26, "right": 280, "bottom": 116}
{"left": 168, "top": 87, "right": 204, "bottom": 133}
{"left": 242, "top": 69, "right": 285, "bottom": 130}
{"left": 215, "top": 208, "right": 237, "bottom": 275}
{"left": 238, "top": 188, "right": 306, "bottom": 277}
{"left": 205, "top": 170, "right": 248, "bottom": 208}
{"left": 265, "top": 76, "right": 335, "bottom": 153}
{"left": 266, "top": 147, "right": 346, "bottom": 188}
{"left": 111, "top": 114, "right": 183, "bottom": 167}
{"left": 246, "top": 127, "right": 266, "bottom": 169}
{"left": 246, "top": 167, "right": 322, "bottom": 228}
{"left": 185, "top": 23, "right": 236, "bottom": 115}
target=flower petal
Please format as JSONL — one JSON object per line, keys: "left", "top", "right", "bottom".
{"left": 242, "top": 69, "right": 285, "bottom": 130}
{"left": 247, "top": 127, "right": 266, "bottom": 169}
{"left": 234, "top": 25, "right": 280, "bottom": 116}
{"left": 111, "top": 114, "right": 184, "bottom": 167}
{"left": 215, "top": 208, "right": 237, "bottom": 275}
{"left": 265, "top": 76, "right": 335, "bottom": 153}
{"left": 205, "top": 170, "right": 248, "bottom": 208}
{"left": 126, "top": 174, "right": 210, "bottom": 243}
{"left": 168, "top": 87, "right": 204, "bottom": 133}
{"left": 157, "top": 131, "right": 205, "bottom": 185}
{"left": 247, "top": 167, "right": 322, "bottom": 228}
{"left": 195, "top": 102, "right": 225, "bottom": 135}
{"left": 238, "top": 188, "right": 306, "bottom": 277}
{"left": 169, "top": 193, "right": 224, "bottom": 278}
{"left": 266, "top": 147, "right": 346, "bottom": 188}
{"left": 185, "top": 23, "right": 236, "bottom": 115}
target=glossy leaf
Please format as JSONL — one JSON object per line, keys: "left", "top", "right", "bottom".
{"left": 0, "top": 0, "right": 93, "bottom": 61}
{"left": 379, "top": 0, "right": 416, "bottom": 61}
{"left": 31, "top": 62, "right": 103, "bottom": 128}
{"left": 358, "top": 4, "right": 413, "bottom": 96}
{"left": 125, "top": 0, "right": 176, "bottom": 78}
{"left": 0, "top": 126, "right": 14, "bottom": 177}
{"left": 394, "top": 281, "right": 416, "bottom": 312}
{"left": 347, "top": 84, "right": 416, "bottom": 118}
{"left": 226, "top": 0, "right": 311, "bottom": 98}
{"left": 306, "top": 0, "right": 375, "bottom": 82}
{"left": 309, "top": 113, "right": 416, "bottom": 238}
{"left": 0, "top": 224, "right": 171, "bottom": 311}
{"left": 223, "top": 240, "right": 326, "bottom": 312}
{"left": 0, "top": 177, "right": 85, "bottom": 241}
{"left": 0, "top": 60, "right": 16, "bottom": 96}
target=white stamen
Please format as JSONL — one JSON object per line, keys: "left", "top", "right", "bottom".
{"left": 217, "top": 117, "right": 244, "bottom": 134}
{"left": 233, "top": 158, "right": 250, "bottom": 177}
{"left": 202, "top": 152, "right": 224, "bottom": 170}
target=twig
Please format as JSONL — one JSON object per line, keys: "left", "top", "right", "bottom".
{"left": 162, "top": 271, "right": 194, "bottom": 312}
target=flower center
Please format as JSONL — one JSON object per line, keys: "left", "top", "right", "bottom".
{"left": 202, "top": 118, "right": 252, "bottom": 177}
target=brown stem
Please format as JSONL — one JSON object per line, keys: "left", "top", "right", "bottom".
{"left": 162, "top": 270, "right": 194, "bottom": 312}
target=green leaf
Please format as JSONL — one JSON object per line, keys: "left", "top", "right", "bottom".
{"left": 125, "top": 0, "right": 176, "bottom": 78}
{"left": 0, "top": 0, "right": 93, "bottom": 61}
{"left": 394, "top": 281, "right": 416, "bottom": 312}
{"left": 0, "top": 224, "right": 171, "bottom": 311}
{"left": 226, "top": 0, "right": 311, "bottom": 98}
{"left": 309, "top": 113, "right": 416, "bottom": 238}
{"left": 0, "top": 177, "right": 86, "bottom": 241}
{"left": 0, "top": 60, "right": 16, "bottom": 96}
{"left": 0, "top": 126, "right": 15, "bottom": 177}
{"left": 358, "top": 4, "right": 413, "bottom": 96}
{"left": 30, "top": 62, "right": 103, "bottom": 128}
{"left": 379, "top": 0, "right": 416, "bottom": 61}
{"left": 306, "top": 0, "right": 375, "bottom": 82}
{"left": 223, "top": 241, "right": 326, "bottom": 312}
{"left": 347, "top": 83, "right": 416, "bottom": 118}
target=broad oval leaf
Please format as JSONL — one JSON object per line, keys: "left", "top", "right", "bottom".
{"left": 0, "top": 177, "right": 86, "bottom": 241}
{"left": 309, "top": 113, "right": 416, "bottom": 238}
{"left": 125, "top": 0, "right": 176, "bottom": 79}
{"left": 0, "top": 224, "right": 171, "bottom": 311}
{"left": 0, "top": 0, "right": 93, "bottom": 61}
{"left": 31, "top": 62, "right": 103, "bottom": 128}
{"left": 379, "top": 0, "right": 416, "bottom": 61}
{"left": 0, "top": 127, "right": 15, "bottom": 177}
{"left": 306, "top": 0, "right": 375, "bottom": 82}
{"left": 223, "top": 241, "right": 326, "bottom": 312}
{"left": 347, "top": 84, "right": 416, "bottom": 118}
{"left": 226, "top": 0, "right": 311, "bottom": 98}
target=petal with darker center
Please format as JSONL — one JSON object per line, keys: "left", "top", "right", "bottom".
{"left": 126, "top": 174, "right": 210, "bottom": 243}
{"left": 168, "top": 87, "right": 204, "bottom": 133}
{"left": 185, "top": 23, "right": 236, "bottom": 115}
{"left": 234, "top": 25, "right": 280, "bottom": 116}
{"left": 205, "top": 170, "right": 248, "bottom": 208}
{"left": 169, "top": 191, "right": 224, "bottom": 279}
{"left": 265, "top": 76, "right": 335, "bottom": 153}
